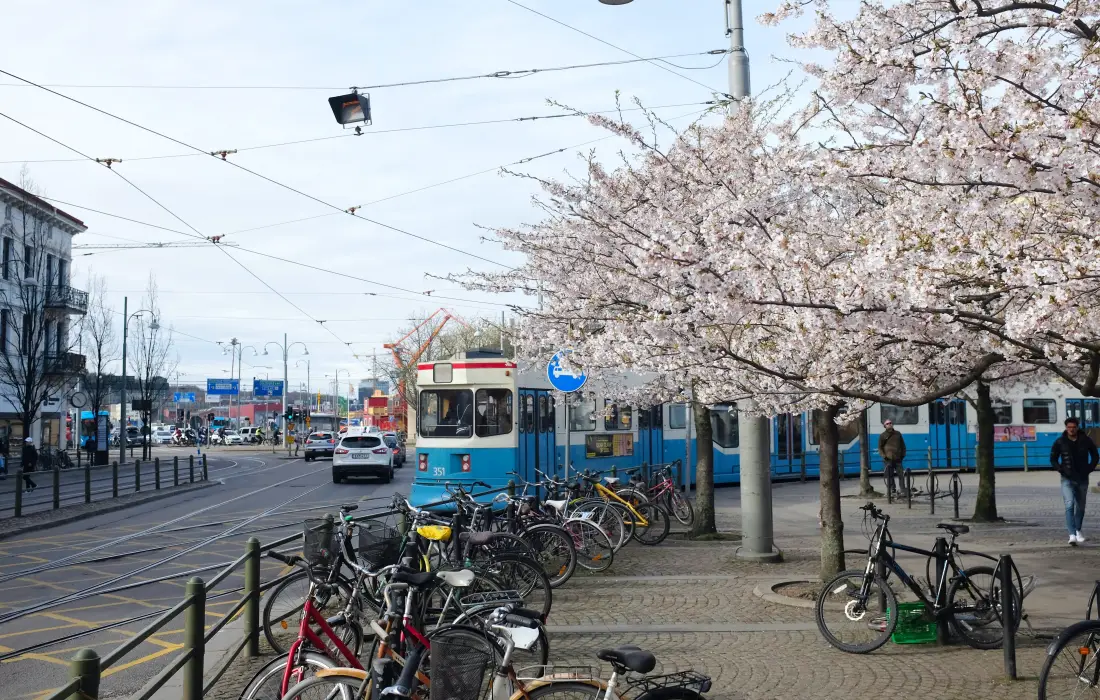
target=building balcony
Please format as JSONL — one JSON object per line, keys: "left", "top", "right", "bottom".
{"left": 45, "top": 284, "right": 88, "bottom": 315}
{"left": 45, "top": 352, "right": 86, "bottom": 375}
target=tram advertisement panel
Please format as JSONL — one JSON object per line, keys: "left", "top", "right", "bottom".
{"left": 586, "top": 433, "right": 633, "bottom": 458}
{"left": 993, "top": 425, "right": 1037, "bottom": 442}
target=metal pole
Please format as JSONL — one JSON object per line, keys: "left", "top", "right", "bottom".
{"left": 933, "top": 537, "right": 949, "bottom": 644}
{"left": 182, "top": 577, "right": 206, "bottom": 700}
{"left": 563, "top": 392, "right": 571, "bottom": 479}
{"left": 173, "top": 455, "right": 179, "bottom": 486}
{"left": 244, "top": 537, "right": 260, "bottom": 657}
{"left": 84, "top": 464, "right": 90, "bottom": 504}
{"left": 112, "top": 461, "right": 118, "bottom": 497}
{"left": 202, "top": 453, "right": 208, "bottom": 480}
{"left": 737, "top": 399, "right": 778, "bottom": 562}
{"left": 52, "top": 467, "right": 59, "bottom": 509}
{"left": 134, "top": 459, "right": 141, "bottom": 492}
{"left": 1000, "top": 555, "right": 1017, "bottom": 678}
{"left": 282, "top": 334, "right": 288, "bottom": 450}
{"left": 14, "top": 471, "right": 22, "bottom": 516}
{"left": 66, "top": 648, "right": 100, "bottom": 700}
{"left": 189, "top": 454, "right": 194, "bottom": 483}
{"left": 725, "top": 0, "right": 751, "bottom": 99}
{"left": 119, "top": 296, "right": 127, "bottom": 466}
{"left": 154, "top": 457, "right": 160, "bottom": 490}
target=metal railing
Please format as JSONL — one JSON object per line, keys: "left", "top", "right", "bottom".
{"left": 44, "top": 528, "right": 301, "bottom": 700}
{"left": 4, "top": 454, "right": 209, "bottom": 519}
{"left": 45, "top": 284, "right": 89, "bottom": 314}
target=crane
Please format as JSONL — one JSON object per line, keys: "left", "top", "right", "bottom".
{"left": 384, "top": 308, "right": 470, "bottom": 432}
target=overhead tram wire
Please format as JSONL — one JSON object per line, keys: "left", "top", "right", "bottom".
{"left": 0, "top": 100, "right": 712, "bottom": 165}
{"left": 503, "top": 0, "right": 729, "bottom": 98}
{"left": 0, "top": 109, "right": 368, "bottom": 365}
{"left": 0, "top": 49, "right": 731, "bottom": 91}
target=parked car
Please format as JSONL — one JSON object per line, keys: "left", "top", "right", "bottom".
{"left": 382, "top": 434, "right": 405, "bottom": 467}
{"left": 152, "top": 428, "right": 174, "bottom": 445}
{"left": 332, "top": 433, "right": 393, "bottom": 484}
{"left": 304, "top": 431, "right": 337, "bottom": 461}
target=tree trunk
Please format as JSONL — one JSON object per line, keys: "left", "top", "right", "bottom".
{"left": 972, "top": 381, "right": 999, "bottom": 522}
{"left": 817, "top": 404, "right": 845, "bottom": 581}
{"left": 690, "top": 385, "right": 717, "bottom": 537}
{"left": 858, "top": 408, "right": 877, "bottom": 497}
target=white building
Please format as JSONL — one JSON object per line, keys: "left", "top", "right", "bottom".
{"left": 0, "top": 177, "right": 87, "bottom": 450}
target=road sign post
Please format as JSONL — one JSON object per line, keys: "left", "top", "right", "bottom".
{"left": 547, "top": 350, "right": 588, "bottom": 479}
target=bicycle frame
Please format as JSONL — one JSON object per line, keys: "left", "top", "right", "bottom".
{"left": 590, "top": 481, "right": 650, "bottom": 527}
{"left": 280, "top": 594, "right": 363, "bottom": 695}
{"left": 863, "top": 529, "right": 956, "bottom": 613}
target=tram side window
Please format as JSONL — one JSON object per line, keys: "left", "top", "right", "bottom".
{"left": 568, "top": 395, "right": 596, "bottom": 431}
{"left": 880, "top": 404, "right": 919, "bottom": 425}
{"left": 992, "top": 402, "right": 1013, "bottom": 425}
{"left": 604, "top": 400, "right": 632, "bottom": 430}
{"left": 710, "top": 405, "right": 739, "bottom": 448}
{"left": 419, "top": 389, "right": 473, "bottom": 438}
{"left": 475, "top": 389, "right": 513, "bottom": 437}
{"left": 668, "top": 404, "right": 687, "bottom": 430}
{"left": 539, "top": 395, "right": 554, "bottom": 433}
{"left": 1023, "top": 398, "right": 1056, "bottom": 424}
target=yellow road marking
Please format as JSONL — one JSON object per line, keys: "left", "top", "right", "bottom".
{"left": 0, "top": 622, "right": 80, "bottom": 639}
{"left": 100, "top": 642, "right": 182, "bottom": 677}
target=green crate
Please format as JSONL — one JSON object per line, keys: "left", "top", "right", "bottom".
{"left": 890, "top": 602, "right": 937, "bottom": 644}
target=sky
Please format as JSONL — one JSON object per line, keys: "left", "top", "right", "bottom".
{"left": 0, "top": 0, "right": 832, "bottom": 399}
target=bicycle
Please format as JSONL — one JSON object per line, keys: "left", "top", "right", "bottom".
{"left": 1038, "top": 580, "right": 1100, "bottom": 698}
{"left": 510, "top": 473, "right": 616, "bottom": 572}
{"left": 575, "top": 470, "right": 671, "bottom": 546}
{"left": 816, "top": 502, "right": 1021, "bottom": 653}
{"left": 626, "top": 463, "right": 694, "bottom": 527}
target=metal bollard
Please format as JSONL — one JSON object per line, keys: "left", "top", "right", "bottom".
{"left": 173, "top": 455, "right": 179, "bottom": 486}
{"left": 183, "top": 577, "right": 206, "bottom": 700}
{"left": 244, "top": 538, "right": 260, "bottom": 657}
{"left": 154, "top": 458, "right": 161, "bottom": 490}
{"left": 1022, "top": 443, "right": 1029, "bottom": 472}
{"left": 951, "top": 474, "right": 962, "bottom": 519}
{"left": 928, "top": 471, "right": 936, "bottom": 515}
{"left": 84, "top": 464, "right": 91, "bottom": 504}
{"left": 202, "top": 454, "right": 208, "bottom": 481}
{"left": 14, "top": 471, "right": 22, "bottom": 517}
{"left": 507, "top": 479, "right": 515, "bottom": 497}
{"left": 135, "top": 460, "right": 141, "bottom": 492}
{"left": 112, "top": 461, "right": 118, "bottom": 498}
{"left": 1000, "top": 554, "right": 1017, "bottom": 679}
{"left": 905, "top": 468, "right": 913, "bottom": 509}
{"left": 189, "top": 454, "right": 194, "bottom": 483}
{"left": 800, "top": 451, "right": 806, "bottom": 482}
{"left": 53, "top": 467, "right": 60, "bottom": 510}
{"left": 933, "top": 537, "right": 949, "bottom": 644}
{"left": 66, "top": 648, "right": 100, "bottom": 700}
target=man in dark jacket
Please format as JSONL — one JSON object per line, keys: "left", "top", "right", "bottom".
{"left": 1051, "top": 416, "right": 1099, "bottom": 545}
{"left": 20, "top": 437, "right": 37, "bottom": 492}
{"left": 878, "top": 419, "right": 907, "bottom": 496}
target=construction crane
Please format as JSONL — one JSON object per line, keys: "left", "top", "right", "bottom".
{"left": 73, "top": 240, "right": 240, "bottom": 251}
{"left": 384, "top": 308, "right": 469, "bottom": 433}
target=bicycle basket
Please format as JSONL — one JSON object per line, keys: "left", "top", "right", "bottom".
{"left": 429, "top": 635, "right": 494, "bottom": 700}
{"left": 358, "top": 518, "right": 401, "bottom": 569}
{"left": 302, "top": 519, "right": 336, "bottom": 568}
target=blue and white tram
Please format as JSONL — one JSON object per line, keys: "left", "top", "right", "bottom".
{"left": 409, "top": 353, "right": 1096, "bottom": 505}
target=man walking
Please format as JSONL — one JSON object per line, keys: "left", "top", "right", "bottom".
{"left": 878, "top": 419, "right": 906, "bottom": 497}
{"left": 20, "top": 437, "right": 37, "bottom": 492}
{"left": 1051, "top": 416, "right": 1098, "bottom": 545}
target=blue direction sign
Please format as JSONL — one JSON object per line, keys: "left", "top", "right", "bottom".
{"left": 174, "top": 392, "right": 196, "bottom": 403}
{"left": 547, "top": 350, "right": 588, "bottom": 393}
{"left": 206, "top": 379, "right": 240, "bottom": 396}
{"left": 253, "top": 379, "right": 284, "bottom": 397}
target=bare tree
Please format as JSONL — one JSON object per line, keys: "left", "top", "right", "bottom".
{"left": 0, "top": 168, "right": 86, "bottom": 453}
{"left": 128, "top": 275, "right": 175, "bottom": 459}
{"left": 79, "top": 273, "right": 118, "bottom": 431}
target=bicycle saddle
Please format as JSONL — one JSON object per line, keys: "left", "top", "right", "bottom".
{"left": 545, "top": 499, "right": 567, "bottom": 512}
{"left": 458, "top": 531, "right": 497, "bottom": 547}
{"left": 603, "top": 476, "right": 621, "bottom": 485}
{"left": 597, "top": 645, "right": 656, "bottom": 673}
{"left": 339, "top": 504, "right": 358, "bottom": 512}
{"left": 936, "top": 523, "right": 969, "bottom": 536}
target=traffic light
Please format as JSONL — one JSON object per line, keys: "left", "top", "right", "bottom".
{"left": 207, "top": 412, "right": 215, "bottom": 422}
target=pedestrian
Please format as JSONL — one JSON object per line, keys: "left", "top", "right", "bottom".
{"left": 20, "top": 437, "right": 37, "bottom": 492}
{"left": 1051, "top": 416, "right": 1099, "bottom": 546}
{"left": 878, "top": 419, "right": 907, "bottom": 497}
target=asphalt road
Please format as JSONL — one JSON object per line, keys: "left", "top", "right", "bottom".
{"left": 0, "top": 450, "right": 414, "bottom": 700}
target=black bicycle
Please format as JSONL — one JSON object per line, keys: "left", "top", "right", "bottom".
{"left": 816, "top": 502, "right": 1020, "bottom": 653}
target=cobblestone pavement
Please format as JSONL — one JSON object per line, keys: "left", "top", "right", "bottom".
{"left": 205, "top": 471, "right": 1094, "bottom": 700}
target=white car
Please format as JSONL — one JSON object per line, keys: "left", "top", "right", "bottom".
{"left": 332, "top": 434, "right": 393, "bottom": 484}
{"left": 152, "top": 429, "right": 174, "bottom": 445}
{"left": 215, "top": 429, "right": 244, "bottom": 446}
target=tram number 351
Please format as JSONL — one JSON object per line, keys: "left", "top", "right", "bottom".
{"left": 433, "top": 467, "right": 445, "bottom": 477}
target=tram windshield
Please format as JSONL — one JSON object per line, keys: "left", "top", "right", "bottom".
{"left": 419, "top": 389, "right": 474, "bottom": 438}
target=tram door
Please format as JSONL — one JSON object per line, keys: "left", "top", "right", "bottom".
{"left": 1066, "top": 399, "right": 1100, "bottom": 444}
{"left": 929, "top": 399, "right": 969, "bottom": 469}
{"left": 772, "top": 414, "right": 803, "bottom": 476}
{"left": 517, "top": 389, "right": 556, "bottom": 493}
{"left": 637, "top": 405, "right": 664, "bottom": 471}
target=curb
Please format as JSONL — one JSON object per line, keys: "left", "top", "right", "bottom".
{"left": 752, "top": 579, "right": 818, "bottom": 609}
{"left": 0, "top": 481, "right": 220, "bottom": 541}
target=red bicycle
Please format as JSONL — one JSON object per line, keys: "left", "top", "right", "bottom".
{"left": 627, "top": 463, "right": 694, "bottom": 527}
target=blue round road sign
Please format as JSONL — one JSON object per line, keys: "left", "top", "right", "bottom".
{"left": 547, "top": 351, "right": 588, "bottom": 393}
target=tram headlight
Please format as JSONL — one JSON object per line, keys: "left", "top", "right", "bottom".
{"left": 461, "top": 454, "right": 471, "bottom": 473}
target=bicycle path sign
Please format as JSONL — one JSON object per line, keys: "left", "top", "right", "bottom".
{"left": 547, "top": 350, "right": 587, "bottom": 393}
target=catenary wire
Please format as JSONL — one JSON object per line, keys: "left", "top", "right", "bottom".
{"left": 0, "top": 49, "right": 731, "bottom": 91}
{"left": 503, "top": 0, "right": 728, "bottom": 97}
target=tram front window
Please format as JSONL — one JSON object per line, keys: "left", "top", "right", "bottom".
{"left": 475, "top": 388, "right": 513, "bottom": 437}
{"left": 419, "top": 389, "right": 474, "bottom": 438}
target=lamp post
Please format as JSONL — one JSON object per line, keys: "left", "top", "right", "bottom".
{"left": 296, "top": 359, "right": 310, "bottom": 411}
{"left": 119, "top": 297, "right": 159, "bottom": 465}
{"left": 327, "top": 370, "right": 350, "bottom": 428}
{"left": 265, "top": 334, "right": 308, "bottom": 449}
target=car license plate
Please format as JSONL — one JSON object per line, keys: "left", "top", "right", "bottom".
{"left": 350, "top": 452, "right": 369, "bottom": 459}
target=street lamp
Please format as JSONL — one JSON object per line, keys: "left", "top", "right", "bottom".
{"left": 264, "top": 334, "right": 308, "bottom": 449}
{"left": 326, "top": 370, "right": 350, "bottom": 427}
{"left": 296, "top": 359, "right": 311, "bottom": 411}
{"left": 119, "top": 296, "right": 159, "bottom": 465}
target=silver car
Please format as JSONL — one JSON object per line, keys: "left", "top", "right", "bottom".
{"left": 332, "top": 434, "right": 393, "bottom": 484}
{"left": 303, "top": 431, "right": 336, "bottom": 461}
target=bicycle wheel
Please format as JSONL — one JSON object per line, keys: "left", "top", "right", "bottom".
{"left": 631, "top": 502, "right": 671, "bottom": 546}
{"left": 669, "top": 491, "right": 695, "bottom": 527}
{"left": 614, "top": 487, "right": 649, "bottom": 505}
{"left": 279, "top": 672, "right": 365, "bottom": 700}
{"left": 947, "top": 565, "right": 1019, "bottom": 650}
{"left": 238, "top": 650, "right": 341, "bottom": 700}
{"left": 262, "top": 571, "right": 355, "bottom": 655}
{"left": 562, "top": 518, "right": 615, "bottom": 572}
{"left": 419, "top": 568, "right": 506, "bottom": 626}
{"left": 570, "top": 498, "right": 629, "bottom": 551}
{"left": 815, "top": 569, "right": 897, "bottom": 653}
{"left": 520, "top": 523, "right": 577, "bottom": 588}
{"left": 521, "top": 680, "right": 605, "bottom": 700}
{"left": 477, "top": 553, "right": 553, "bottom": 620}
{"left": 1038, "top": 620, "right": 1100, "bottom": 700}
